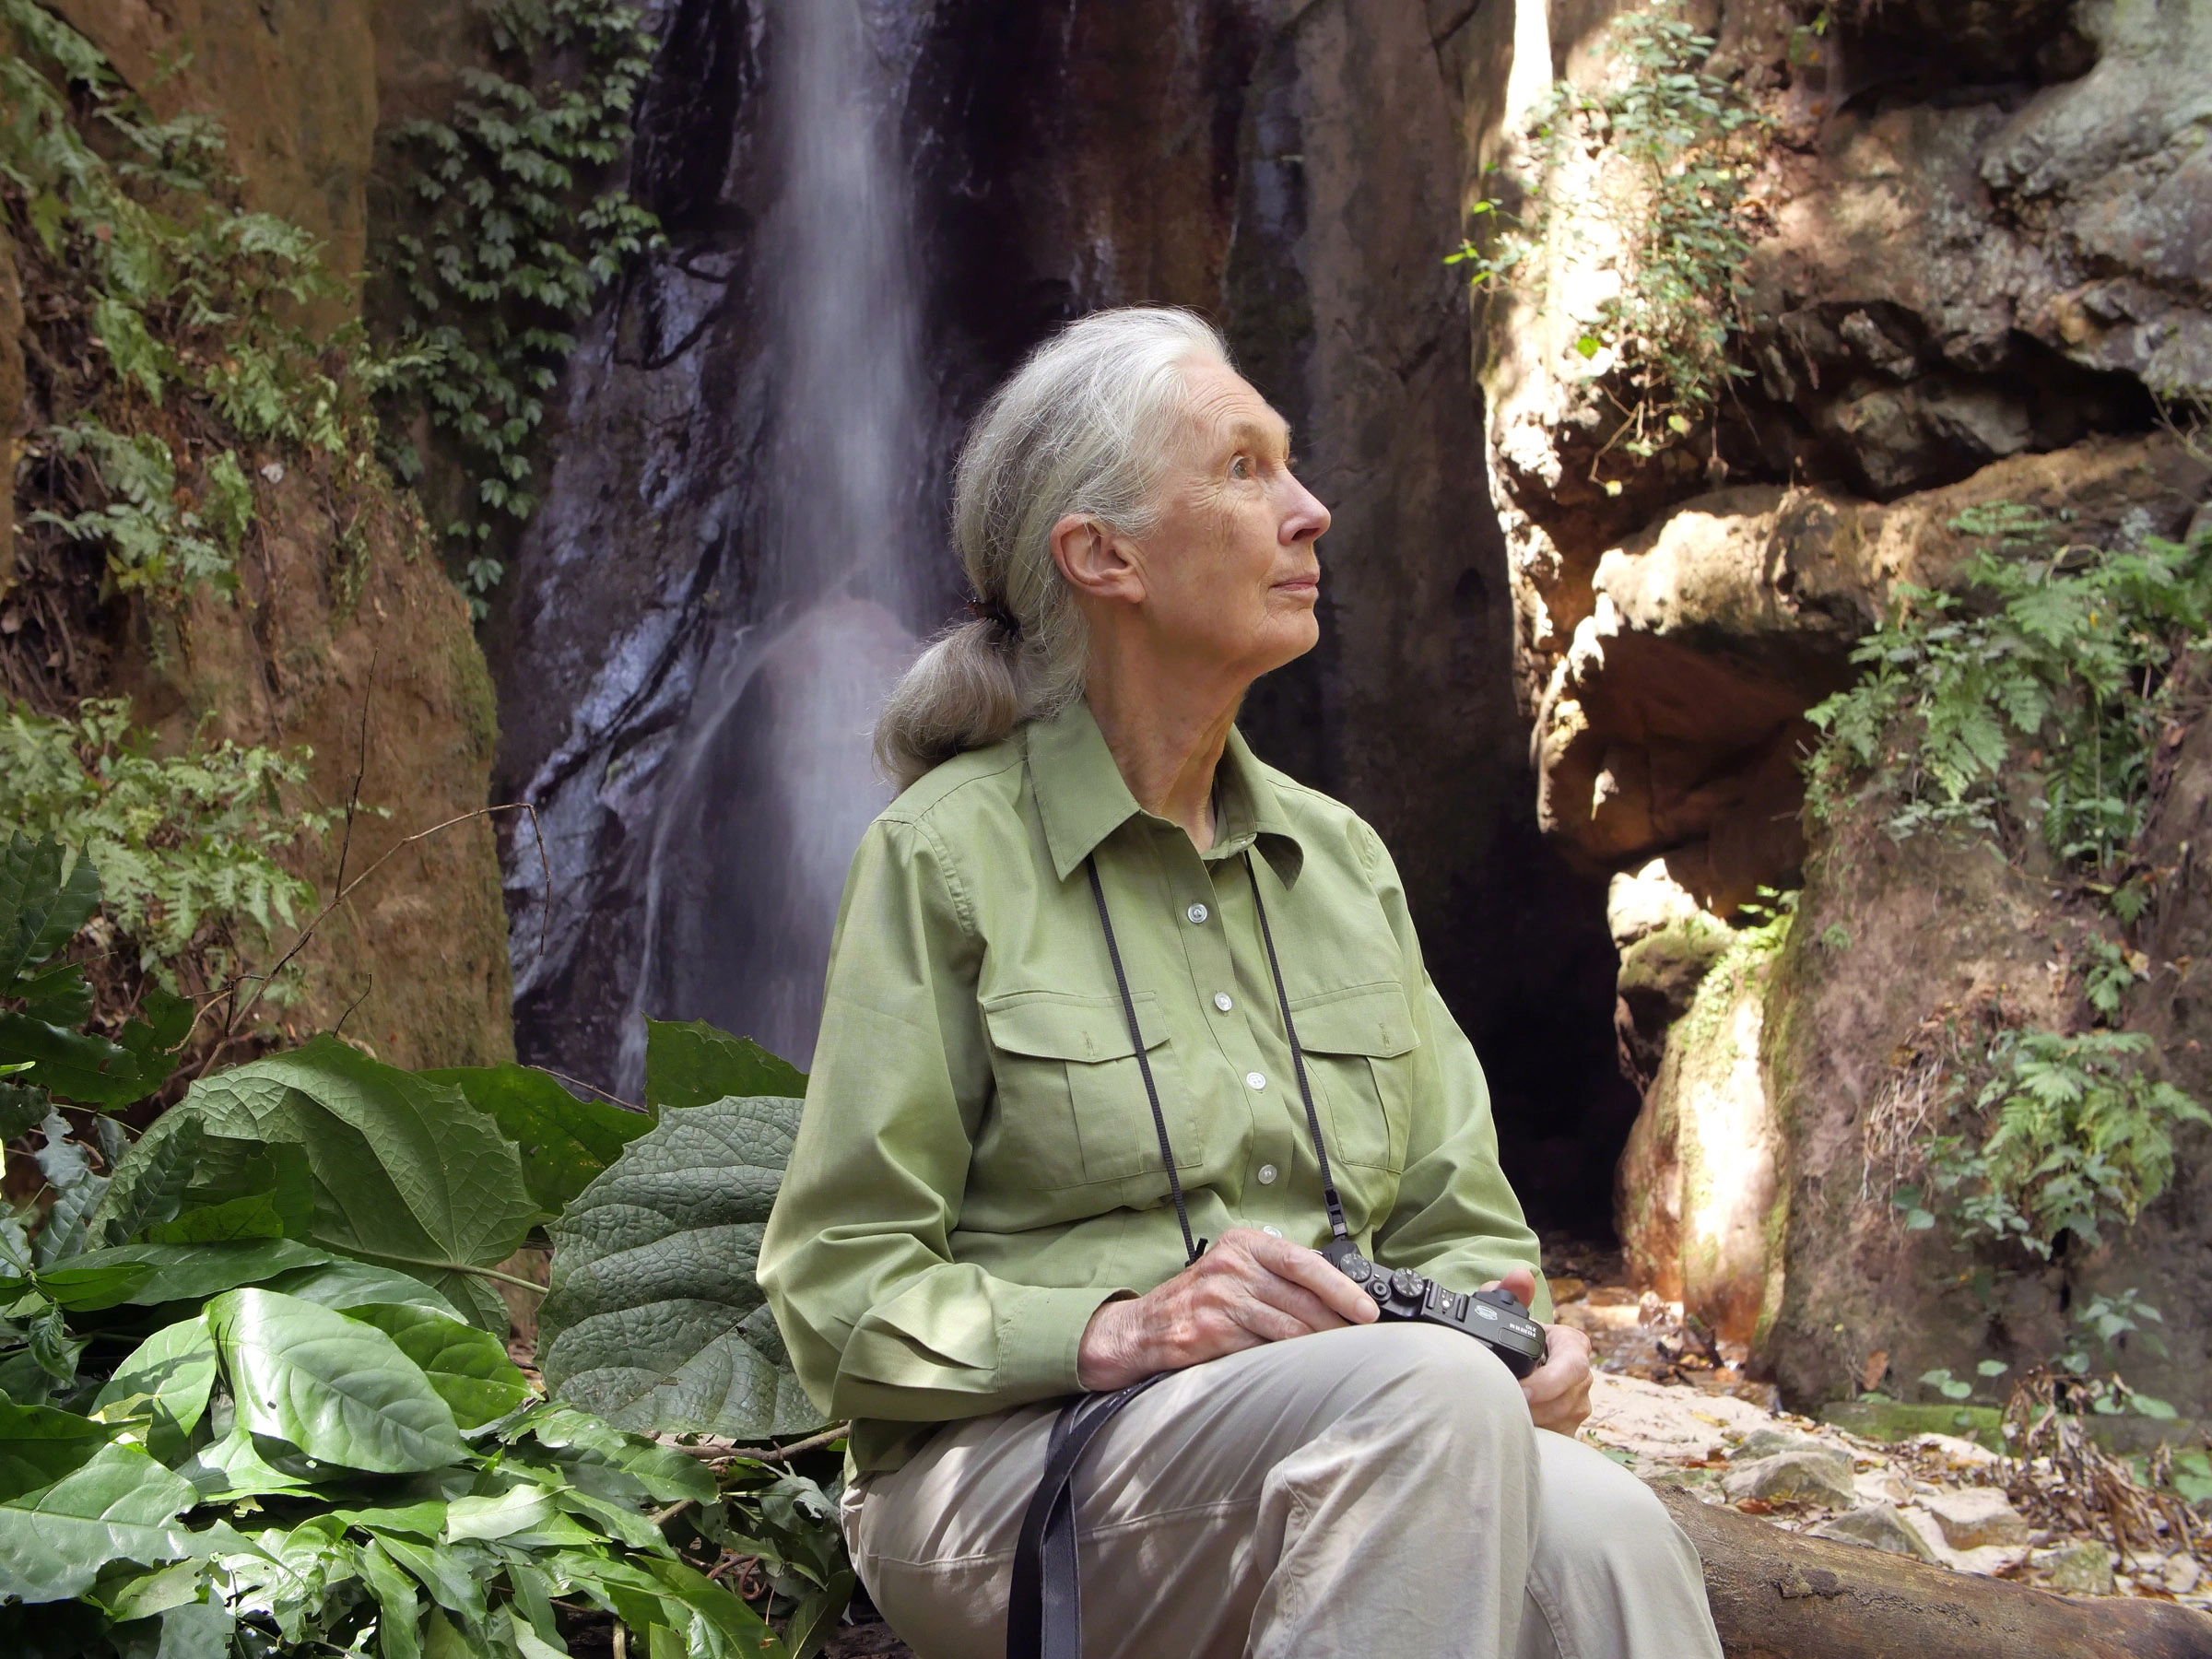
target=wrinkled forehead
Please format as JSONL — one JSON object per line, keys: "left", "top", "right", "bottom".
{"left": 1174, "top": 357, "right": 1292, "bottom": 454}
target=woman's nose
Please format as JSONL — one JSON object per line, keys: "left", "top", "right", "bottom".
{"left": 1280, "top": 473, "right": 1331, "bottom": 544}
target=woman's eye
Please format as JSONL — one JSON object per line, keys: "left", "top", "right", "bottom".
{"left": 1230, "top": 455, "right": 1253, "bottom": 480}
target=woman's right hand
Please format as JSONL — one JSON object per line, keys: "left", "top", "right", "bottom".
{"left": 1075, "top": 1228, "right": 1379, "bottom": 1391}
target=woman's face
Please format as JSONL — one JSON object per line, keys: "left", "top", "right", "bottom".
{"left": 1075, "top": 359, "right": 1332, "bottom": 684}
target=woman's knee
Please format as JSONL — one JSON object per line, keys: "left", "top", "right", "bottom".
{"left": 1328, "top": 1323, "right": 1533, "bottom": 1444}
{"left": 1534, "top": 1433, "right": 1696, "bottom": 1567}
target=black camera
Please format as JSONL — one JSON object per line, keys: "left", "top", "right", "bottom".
{"left": 1321, "top": 1238, "right": 1548, "bottom": 1378}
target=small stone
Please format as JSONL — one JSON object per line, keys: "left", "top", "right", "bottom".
{"left": 2163, "top": 1553, "right": 2203, "bottom": 1595}
{"left": 1721, "top": 1450, "right": 1859, "bottom": 1509}
{"left": 1734, "top": 1427, "right": 1848, "bottom": 1465}
{"left": 2043, "top": 1538, "right": 2115, "bottom": 1596}
{"left": 1920, "top": 1487, "right": 2028, "bottom": 1549}
{"left": 1813, "top": 1502, "right": 1939, "bottom": 1562}
{"left": 259, "top": 460, "right": 286, "bottom": 484}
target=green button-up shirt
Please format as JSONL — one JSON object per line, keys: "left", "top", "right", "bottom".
{"left": 757, "top": 699, "right": 1547, "bottom": 1473}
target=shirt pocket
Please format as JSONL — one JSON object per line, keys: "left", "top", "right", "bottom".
{"left": 1292, "top": 982, "right": 1418, "bottom": 1172}
{"left": 982, "top": 990, "right": 1193, "bottom": 1188}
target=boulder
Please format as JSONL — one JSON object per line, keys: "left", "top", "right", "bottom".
{"left": 1813, "top": 1501, "right": 1940, "bottom": 1563}
{"left": 1723, "top": 1449, "right": 1860, "bottom": 1510}
{"left": 1919, "top": 1488, "right": 2030, "bottom": 1551}
{"left": 2041, "top": 1538, "right": 2116, "bottom": 1597}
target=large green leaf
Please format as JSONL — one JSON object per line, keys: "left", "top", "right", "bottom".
{"left": 39, "top": 1239, "right": 333, "bottom": 1311}
{"left": 101, "top": 1037, "right": 535, "bottom": 1330}
{"left": 87, "top": 1113, "right": 208, "bottom": 1249}
{"left": 175, "top": 1422, "right": 317, "bottom": 1501}
{"left": 538, "top": 1096, "right": 822, "bottom": 1440}
{"left": 0, "top": 1009, "right": 159, "bottom": 1108}
{"left": 0, "top": 1403, "right": 117, "bottom": 1502}
{"left": 0, "top": 1441, "right": 195, "bottom": 1603}
{"left": 91, "top": 1316, "right": 218, "bottom": 1462}
{"left": 424, "top": 1063, "right": 653, "bottom": 1216}
{"left": 343, "top": 1303, "right": 532, "bottom": 1430}
{"left": 0, "top": 832, "right": 100, "bottom": 987}
{"left": 263, "top": 1260, "right": 468, "bottom": 1323}
{"left": 643, "top": 1019, "right": 806, "bottom": 1112}
{"left": 206, "top": 1288, "right": 468, "bottom": 1473}
{"left": 94, "top": 1130, "right": 312, "bottom": 1248}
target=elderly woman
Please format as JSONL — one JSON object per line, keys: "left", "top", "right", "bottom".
{"left": 756, "top": 308, "right": 1720, "bottom": 1659}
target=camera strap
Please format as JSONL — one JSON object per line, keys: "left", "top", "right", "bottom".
{"left": 1004, "top": 1373, "right": 1166, "bottom": 1659}
{"left": 1083, "top": 850, "right": 1351, "bottom": 1250}
{"left": 1010, "top": 850, "right": 1353, "bottom": 1657}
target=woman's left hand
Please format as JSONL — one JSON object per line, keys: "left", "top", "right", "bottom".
{"left": 1487, "top": 1267, "right": 1594, "bottom": 1435}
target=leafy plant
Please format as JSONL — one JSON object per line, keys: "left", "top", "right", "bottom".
{"left": 1455, "top": 5, "right": 1771, "bottom": 466}
{"left": 0, "top": 1015, "right": 842, "bottom": 1655}
{"left": 377, "top": 0, "right": 662, "bottom": 615}
{"left": 538, "top": 1027, "right": 821, "bottom": 1441}
{"left": 1898, "top": 1028, "right": 2208, "bottom": 1262}
{"left": 0, "top": 700, "right": 330, "bottom": 1000}
{"left": 1, "top": 0, "right": 394, "bottom": 465}
{"left": 1806, "top": 510, "right": 2212, "bottom": 877}
{"left": 0, "top": 834, "right": 190, "bottom": 1135}
{"left": 1677, "top": 887, "right": 1796, "bottom": 1059}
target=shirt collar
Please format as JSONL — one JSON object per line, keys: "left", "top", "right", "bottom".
{"left": 1026, "top": 699, "right": 1305, "bottom": 885}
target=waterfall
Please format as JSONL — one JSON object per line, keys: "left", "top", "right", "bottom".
{"left": 619, "top": 0, "right": 931, "bottom": 1082}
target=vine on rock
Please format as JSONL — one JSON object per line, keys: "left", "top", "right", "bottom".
{"left": 376, "top": 0, "right": 662, "bottom": 618}
{"left": 1453, "top": 4, "right": 1771, "bottom": 482}
{"left": 0, "top": 5, "right": 412, "bottom": 1032}
{"left": 1818, "top": 501, "right": 2212, "bottom": 1418}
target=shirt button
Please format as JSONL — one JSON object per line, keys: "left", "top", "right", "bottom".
{"left": 1214, "top": 992, "right": 1234, "bottom": 1013}
{"left": 1257, "top": 1164, "right": 1279, "bottom": 1185}
{"left": 1186, "top": 902, "right": 1210, "bottom": 925}
{"left": 1245, "top": 1071, "right": 1266, "bottom": 1090}
{"left": 1262, "top": 1225, "right": 1284, "bottom": 1238}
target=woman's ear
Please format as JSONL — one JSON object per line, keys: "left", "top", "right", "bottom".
{"left": 1051, "top": 513, "right": 1146, "bottom": 605}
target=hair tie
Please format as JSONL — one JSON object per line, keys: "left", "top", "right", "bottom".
{"left": 965, "top": 594, "right": 1022, "bottom": 640}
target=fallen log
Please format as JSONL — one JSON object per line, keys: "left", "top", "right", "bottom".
{"left": 1655, "top": 1484, "right": 2212, "bottom": 1659}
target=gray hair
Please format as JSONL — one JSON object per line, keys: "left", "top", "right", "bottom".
{"left": 874, "top": 306, "right": 1233, "bottom": 789}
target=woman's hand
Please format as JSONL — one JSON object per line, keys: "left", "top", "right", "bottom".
{"left": 1488, "top": 1266, "right": 1594, "bottom": 1435}
{"left": 1076, "top": 1228, "right": 1379, "bottom": 1391}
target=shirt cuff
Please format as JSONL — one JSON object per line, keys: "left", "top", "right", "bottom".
{"left": 995, "top": 1283, "right": 1134, "bottom": 1398}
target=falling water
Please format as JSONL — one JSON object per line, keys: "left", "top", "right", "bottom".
{"left": 620, "top": 0, "right": 931, "bottom": 1081}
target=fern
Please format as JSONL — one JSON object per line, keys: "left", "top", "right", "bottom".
{"left": 1806, "top": 510, "right": 2212, "bottom": 874}
{"left": 0, "top": 701, "right": 331, "bottom": 997}
{"left": 1913, "top": 1029, "right": 2210, "bottom": 1260}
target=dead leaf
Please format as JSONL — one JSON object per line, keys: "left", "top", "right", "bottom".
{"left": 1861, "top": 1349, "right": 1889, "bottom": 1391}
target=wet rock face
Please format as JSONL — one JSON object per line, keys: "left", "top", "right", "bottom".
{"left": 488, "top": 0, "right": 1632, "bottom": 1225}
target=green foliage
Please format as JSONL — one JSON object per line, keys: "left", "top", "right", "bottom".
{"left": 1, "top": 0, "right": 401, "bottom": 607}
{"left": 0, "top": 1026, "right": 836, "bottom": 1656}
{"left": 28, "top": 424, "right": 250, "bottom": 600}
{"left": 1678, "top": 888, "right": 1795, "bottom": 1059}
{"left": 378, "top": 0, "right": 662, "bottom": 615}
{"left": 1899, "top": 1028, "right": 2209, "bottom": 1262}
{"left": 1454, "top": 5, "right": 1770, "bottom": 464}
{"left": 0, "top": 833, "right": 187, "bottom": 1116}
{"left": 645, "top": 1019, "right": 810, "bottom": 1114}
{"left": 539, "top": 1088, "right": 821, "bottom": 1439}
{"left": 1806, "top": 510, "right": 2212, "bottom": 875}
{"left": 0, "top": 704, "right": 328, "bottom": 996}
{"left": 103, "top": 1038, "right": 541, "bottom": 1332}
{"left": 423, "top": 1063, "right": 653, "bottom": 1218}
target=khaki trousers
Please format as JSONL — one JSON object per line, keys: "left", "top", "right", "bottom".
{"left": 843, "top": 1324, "right": 1723, "bottom": 1659}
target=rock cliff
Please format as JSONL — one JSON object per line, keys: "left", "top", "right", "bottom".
{"left": 1445, "top": 0, "right": 2212, "bottom": 1412}
{"left": 1, "top": 0, "right": 512, "bottom": 1068}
